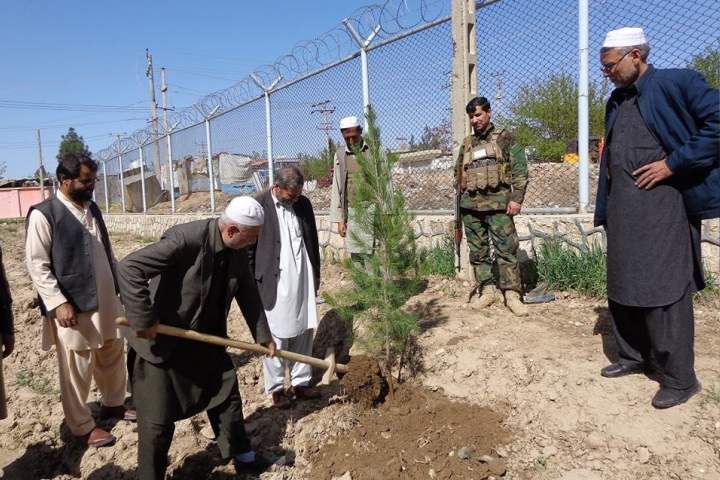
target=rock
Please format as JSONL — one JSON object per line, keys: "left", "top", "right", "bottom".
{"left": 200, "top": 425, "right": 216, "bottom": 440}
{"left": 561, "top": 469, "right": 603, "bottom": 480}
{"left": 584, "top": 432, "right": 604, "bottom": 449}
{"left": 428, "top": 468, "right": 437, "bottom": 479}
{"left": 637, "top": 447, "right": 651, "bottom": 464}
{"left": 488, "top": 459, "right": 507, "bottom": 476}
{"left": 495, "top": 446, "right": 509, "bottom": 458}
{"left": 543, "top": 445, "right": 558, "bottom": 457}
{"left": 457, "top": 446, "right": 474, "bottom": 460}
{"left": 332, "top": 472, "right": 352, "bottom": 480}
{"left": 478, "top": 454, "right": 494, "bottom": 463}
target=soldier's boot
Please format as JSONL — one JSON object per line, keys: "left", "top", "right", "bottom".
{"left": 475, "top": 285, "right": 499, "bottom": 309}
{"left": 504, "top": 290, "right": 528, "bottom": 317}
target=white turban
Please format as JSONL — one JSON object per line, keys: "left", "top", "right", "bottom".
{"left": 224, "top": 196, "right": 264, "bottom": 226}
{"left": 602, "top": 27, "right": 647, "bottom": 48}
{"left": 339, "top": 116, "right": 361, "bottom": 130}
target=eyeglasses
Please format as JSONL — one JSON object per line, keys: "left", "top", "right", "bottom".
{"left": 600, "top": 49, "right": 633, "bottom": 73}
{"left": 71, "top": 177, "right": 100, "bottom": 186}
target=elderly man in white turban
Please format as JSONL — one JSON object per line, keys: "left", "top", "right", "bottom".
{"left": 330, "top": 115, "right": 375, "bottom": 258}
{"left": 118, "top": 196, "right": 278, "bottom": 479}
{"left": 595, "top": 27, "right": 719, "bottom": 409}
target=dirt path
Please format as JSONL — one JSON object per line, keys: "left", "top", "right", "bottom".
{"left": 0, "top": 222, "right": 718, "bottom": 479}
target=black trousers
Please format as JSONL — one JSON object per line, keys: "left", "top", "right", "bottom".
{"left": 609, "top": 289, "right": 697, "bottom": 390}
{"left": 136, "top": 380, "right": 251, "bottom": 480}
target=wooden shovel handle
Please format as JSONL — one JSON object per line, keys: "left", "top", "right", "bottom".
{"left": 116, "top": 318, "right": 348, "bottom": 374}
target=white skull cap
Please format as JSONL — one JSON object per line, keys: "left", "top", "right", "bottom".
{"left": 602, "top": 27, "right": 647, "bottom": 48}
{"left": 339, "top": 116, "right": 361, "bottom": 130}
{"left": 224, "top": 196, "right": 264, "bottom": 226}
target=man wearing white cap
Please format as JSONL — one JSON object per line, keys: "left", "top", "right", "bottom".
{"left": 118, "top": 196, "right": 277, "bottom": 478}
{"left": 595, "top": 27, "right": 719, "bottom": 409}
{"left": 330, "top": 115, "right": 375, "bottom": 257}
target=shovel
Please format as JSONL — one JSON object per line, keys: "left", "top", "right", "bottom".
{"left": 116, "top": 318, "right": 347, "bottom": 385}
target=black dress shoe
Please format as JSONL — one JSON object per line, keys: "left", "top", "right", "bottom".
{"left": 652, "top": 382, "right": 701, "bottom": 409}
{"left": 600, "top": 362, "right": 645, "bottom": 378}
{"left": 234, "top": 453, "right": 275, "bottom": 476}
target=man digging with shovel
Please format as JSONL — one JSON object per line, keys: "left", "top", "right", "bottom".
{"left": 117, "top": 196, "right": 277, "bottom": 479}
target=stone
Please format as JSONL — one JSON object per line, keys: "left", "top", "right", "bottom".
{"left": 584, "top": 432, "right": 604, "bottom": 449}
{"left": 428, "top": 468, "right": 437, "bottom": 479}
{"left": 332, "top": 472, "right": 352, "bottom": 480}
{"left": 488, "top": 459, "right": 506, "bottom": 476}
{"left": 457, "top": 446, "right": 474, "bottom": 460}
{"left": 637, "top": 447, "right": 650, "bottom": 464}
{"left": 561, "top": 469, "right": 603, "bottom": 480}
{"left": 542, "top": 446, "right": 558, "bottom": 457}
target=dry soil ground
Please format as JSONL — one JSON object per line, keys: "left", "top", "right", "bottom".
{"left": 0, "top": 220, "right": 718, "bottom": 480}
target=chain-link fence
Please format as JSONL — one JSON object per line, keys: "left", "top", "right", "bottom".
{"left": 92, "top": 0, "right": 719, "bottom": 215}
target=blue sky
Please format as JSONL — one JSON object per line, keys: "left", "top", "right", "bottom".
{"left": 0, "top": 0, "right": 373, "bottom": 178}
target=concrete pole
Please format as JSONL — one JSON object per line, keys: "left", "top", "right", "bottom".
{"left": 102, "top": 161, "right": 109, "bottom": 213}
{"left": 343, "top": 20, "right": 380, "bottom": 128}
{"left": 578, "top": 0, "right": 590, "bottom": 213}
{"left": 36, "top": 129, "right": 45, "bottom": 200}
{"left": 166, "top": 128, "right": 177, "bottom": 213}
{"left": 161, "top": 68, "right": 177, "bottom": 213}
{"left": 138, "top": 147, "right": 147, "bottom": 213}
{"left": 118, "top": 155, "right": 126, "bottom": 213}
{"left": 250, "top": 74, "right": 282, "bottom": 188}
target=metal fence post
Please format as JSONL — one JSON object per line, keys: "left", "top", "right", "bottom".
{"left": 166, "top": 122, "right": 180, "bottom": 213}
{"left": 138, "top": 147, "right": 147, "bottom": 213}
{"left": 343, "top": 19, "right": 380, "bottom": 125}
{"left": 194, "top": 105, "right": 221, "bottom": 212}
{"left": 577, "top": 0, "right": 590, "bottom": 213}
{"left": 118, "top": 154, "right": 126, "bottom": 213}
{"left": 102, "top": 161, "right": 109, "bottom": 213}
{"left": 250, "top": 74, "right": 282, "bottom": 188}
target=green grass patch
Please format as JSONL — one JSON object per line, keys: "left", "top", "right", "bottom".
{"left": 696, "top": 269, "right": 720, "bottom": 303}
{"left": 15, "top": 369, "right": 58, "bottom": 396}
{"left": 418, "top": 236, "right": 457, "bottom": 278}
{"left": 535, "top": 238, "right": 606, "bottom": 298}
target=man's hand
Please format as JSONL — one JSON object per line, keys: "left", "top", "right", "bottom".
{"left": 263, "top": 340, "right": 277, "bottom": 357}
{"left": 55, "top": 302, "right": 77, "bottom": 328}
{"left": 2, "top": 333, "right": 14, "bottom": 358}
{"left": 135, "top": 323, "right": 159, "bottom": 339}
{"left": 338, "top": 223, "right": 347, "bottom": 238}
{"left": 633, "top": 159, "right": 673, "bottom": 190}
{"left": 506, "top": 201, "right": 522, "bottom": 216}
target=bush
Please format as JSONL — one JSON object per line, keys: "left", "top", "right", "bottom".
{"left": 418, "top": 236, "right": 456, "bottom": 278}
{"left": 536, "top": 238, "right": 606, "bottom": 297}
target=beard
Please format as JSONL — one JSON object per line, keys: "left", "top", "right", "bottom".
{"left": 70, "top": 188, "right": 93, "bottom": 203}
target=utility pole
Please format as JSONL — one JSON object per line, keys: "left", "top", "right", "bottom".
{"left": 451, "top": 0, "right": 477, "bottom": 149}
{"left": 311, "top": 100, "right": 336, "bottom": 152}
{"left": 146, "top": 49, "right": 162, "bottom": 177}
{"left": 160, "top": 67, "right": 177, "bottom": 212}
{"left": 36, "top": 129, "right": 45, "bottom": 199}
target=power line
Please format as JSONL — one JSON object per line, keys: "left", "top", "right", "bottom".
{"left": 0, "top": 117, "right": 147, "bottom": 131}
{"left": 0, "top": 100, "right": 150, "bottom": 113}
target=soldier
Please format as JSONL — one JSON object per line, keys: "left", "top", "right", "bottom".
{"left": 455, "top": 96, "right": 529, "bottom": 316}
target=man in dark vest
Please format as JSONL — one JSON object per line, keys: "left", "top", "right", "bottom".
{"left": 0, "top": 246, "right": 14, "bottom": 420}
{"left": 118, "top": 196, "right": 277, "bottom": 479}
{"left": 595, "top": 27, "right": 719, "bottom": 408}
{"left": 25, "top": 152, "right": 131, "bottom": 447}
{"left": 251, "top": 166, "right": 321, "bottom": 408}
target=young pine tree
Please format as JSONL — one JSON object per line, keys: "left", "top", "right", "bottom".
{"left": 57, "top": 127, "right": 91, "bottom": 160}
{"left": 330, "top": 106, "right": 420, "bottom": 382}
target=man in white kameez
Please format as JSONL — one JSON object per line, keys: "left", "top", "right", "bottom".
{"left": 251, "top": 166, "right": 322, "bottom": 407}
{"left": 26, "top": 152, "right": 132, "bottom": 447}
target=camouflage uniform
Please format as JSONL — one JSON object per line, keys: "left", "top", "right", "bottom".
{"left": 455, "top": 123, "right": 528, "bottom": 292}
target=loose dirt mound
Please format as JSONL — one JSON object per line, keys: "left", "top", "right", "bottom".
{"left": 339, "top": 355, "right": 388, "bottom": 408}
{"left": 311, "top": 384, "right": 510, "bottom": 480}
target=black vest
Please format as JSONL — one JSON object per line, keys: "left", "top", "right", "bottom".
{"left": 27, "top": 197, "right": 117, "bottom": 315}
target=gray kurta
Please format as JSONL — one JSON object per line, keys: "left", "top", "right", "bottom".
{"left": 330, "top": 146, "right": 374, "bottom": 254}
{"left": 605, "top": 86, "right": 701, "bottom": 307}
